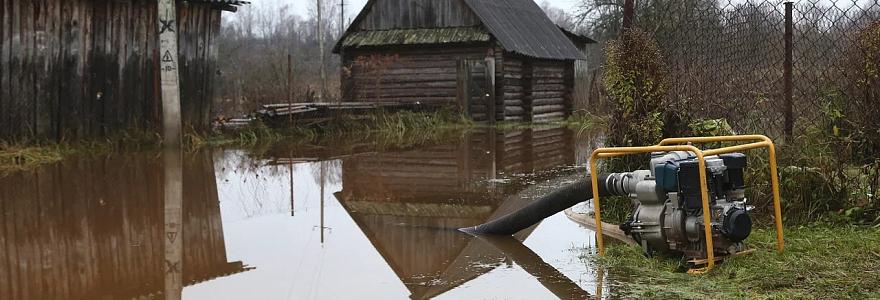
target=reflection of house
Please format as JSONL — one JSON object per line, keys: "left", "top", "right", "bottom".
{"left": 340, "top": 127, "right": 575, "bottom": 201}
{"left": 0, "top": 152, "right": 247, "bottom": 299}
{"left": 334, "top": 0, "right": 596, "bottom": 123}
{"left": 334, "top": 127, "right": 578, "bottom": 299}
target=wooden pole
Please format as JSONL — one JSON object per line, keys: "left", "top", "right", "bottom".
{"left": 317, "top": 0, "right": 327, "bottom": 101}
{"left": 288, "top": 54, "right": 293, "bottom": 124}
{"left": 340, "top": 0, "right": 345, "bottom": 37}
{"left": 783, "top": 2, "right": 794, "bottom": 139}
{"left": 158, "top": 1, "right": 183, "bottom": 298}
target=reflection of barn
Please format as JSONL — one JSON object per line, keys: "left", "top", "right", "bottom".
{"left": 335, "top": 0, "right": 596, "bottom": 123}
{"left": 334, "top": 127, "right": 578, "bottom": 299}
{"left": 0, "top": 153, "right": 247, "bottom": 299}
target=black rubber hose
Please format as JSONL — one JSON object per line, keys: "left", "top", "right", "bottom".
{"left": 461, "top": 174, "right": 617, "bottom": 235}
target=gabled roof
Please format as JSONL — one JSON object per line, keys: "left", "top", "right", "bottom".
{"left": 463, "top": 0, "right": 585, "bottom": 60}
{"left": 187, "top": 0, "right": 251, "bottom": 12}
{"left": 335, "top": 0, "right": 586, "bottom": 60}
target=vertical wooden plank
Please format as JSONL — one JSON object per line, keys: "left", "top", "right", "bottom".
{"left": 34, "top": 0, "right": 53, "bottom": 139}
{"left": 485, "top": 56, "right": 496, "bottom": 124}
{"left": 81, "top": 0, "right": 92, "bottom": 138}
{"left": 20, "top": 0, "right": 34, "bottom": 139}
{"left": 9, "top": 0, "right": 21, "bottom": 139}
{"left": 47, "top": 0, "right": 61, "bottom": 140}
{"left": 0, "top": 0, "right": 8, "bottom": 139}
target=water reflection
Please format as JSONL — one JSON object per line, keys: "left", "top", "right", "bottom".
{"left": 0, "top": 151, "right": 249, "bottom": 300}
{"left": 0, "top": 127, "right": 611, "bottom": 300}
{"left": 329, "top": 128, "right": 599, "bottom": 299}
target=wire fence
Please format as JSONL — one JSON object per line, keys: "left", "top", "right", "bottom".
{"left": 596, "top": 0, "right": 880, "bottom": 218}
{"left": 643, "top": 0, "right": 877, "bottom": 138}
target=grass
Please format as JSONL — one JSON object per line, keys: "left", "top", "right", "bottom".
{"left": 0, "top": 110, "right": 604, "bottom": 172}
{"left": 588, "top": 225, "right": 880, "bottom": 299}
{"left": 0, "top": 129, "right": 162, "bottom": 173}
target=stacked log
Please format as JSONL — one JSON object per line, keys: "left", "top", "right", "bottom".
{"left": 343, "top": 47, "right": 489, "bottom": 105}
{"left": 529, "top": 61, "right": 570, "bottom": 123}
{"left": 502, "top": 58, "right": 526, "bottom": 121}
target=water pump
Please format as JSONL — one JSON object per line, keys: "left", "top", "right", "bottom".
{"left": 464, "top": 135, "right": 785, "bottom": 273}
{"left": 607, "top": 151, "right": 753, "bottom": 260}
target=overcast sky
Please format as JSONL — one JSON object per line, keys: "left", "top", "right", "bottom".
{"left": 255, "top": 0, "right": 581, "bottom": 19}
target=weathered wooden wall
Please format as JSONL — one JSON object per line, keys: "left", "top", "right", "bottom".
{"left": 342, "top": 46, "right": 575, "bottom": 123}
{"left": 0, "top": 0, "right": 222, "bottom": 142}
{"left": 501, "top": 56, "right": 526, "bottom": 121}
{"left": 0, "top": 152, "right": 244, "bottom": 299}
{"left": 358, "top": 0, "right": 480, "bottom": 30}
{"left": 342, "top": 45, "right": 491, "bottom": 105}
{"left": 530, "top": 60, "right": 572, "bottom": 122}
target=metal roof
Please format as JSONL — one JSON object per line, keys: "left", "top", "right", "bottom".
{"left": 335, "top": 0, "right": 587, "bottom": 61}
{"left": 463, "top": 0, "right": 585, "bottom": 60}
{"left": 186, "top": 0, "right": 251, "bottom": 11}
{"left": 187, "top": 0, "right": 251, "bottom": 5}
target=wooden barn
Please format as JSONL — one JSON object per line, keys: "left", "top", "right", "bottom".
{"left": 334, "top": 0, "right": 595, "bottom": 123}
{"left": 0, "top": 0, "right": 248, "bottom": 142}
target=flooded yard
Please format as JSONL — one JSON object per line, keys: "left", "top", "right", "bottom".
{"left": 1, "top": 128, "right": 617, "bottom": 300}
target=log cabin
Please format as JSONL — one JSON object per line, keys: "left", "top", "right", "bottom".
{"left": 0, "top": 0, "right": 249, "bottom": 142}
{"left": 334, "top": 0, "right": 596, "bottom": 123}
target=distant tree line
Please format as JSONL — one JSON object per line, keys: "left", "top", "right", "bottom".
{"left": 214, "top": 2, "right": 344, "bottom": 118}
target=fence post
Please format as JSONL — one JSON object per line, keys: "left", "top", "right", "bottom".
{"left": 623, "top": 0, "right": 635, "bottom": 30}
{"left": 784, "top": 1, "right": 794, "bottom": 139}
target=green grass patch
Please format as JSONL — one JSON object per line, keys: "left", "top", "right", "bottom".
{"left": 588, "top": 225, "right": 880, "bottom": 299}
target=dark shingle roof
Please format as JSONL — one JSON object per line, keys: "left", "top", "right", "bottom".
{"left": 463, "top": 0, "right": 585, "bottom": 60}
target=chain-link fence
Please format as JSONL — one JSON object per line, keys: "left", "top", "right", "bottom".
{"left": 644, "top": 0, "right": 878, "bottom": 139}
{"left": 598, "top": 0, "right": 880, "bottom": 221}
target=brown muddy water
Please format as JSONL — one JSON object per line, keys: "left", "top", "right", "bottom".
{"left": 0, "top": 128, "right": 621, "bottom": 300}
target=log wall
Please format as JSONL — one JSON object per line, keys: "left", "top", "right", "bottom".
{"left": 0, "top": 152, "right": 243, "bottom": 299}
{"left": 530, "top": 60, "right": 572, "bottom": 123}
{"left": 342, "top": 45, "right": 491, "bottom": 105}
{"left": 0, "top": 0, "right": 222, "bottom": 142}
{"left": 341, "top": 46, "right": 575, "bottom": 123}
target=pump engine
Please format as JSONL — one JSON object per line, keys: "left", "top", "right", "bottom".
{"left": 606, "top": 151, "right": 754, "bottom": 260}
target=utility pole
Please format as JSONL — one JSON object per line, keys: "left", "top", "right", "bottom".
{"left": 340, "top": 0, "right": 345, "bottom": 37}
{"left": 317, "top": 0, "right": 327, "bottom": 102}
{"left": 157, "top": 1, "right": 183, "bottom": 300}
{"left": 158, "top": 0, "right": 182, "bottom": 148}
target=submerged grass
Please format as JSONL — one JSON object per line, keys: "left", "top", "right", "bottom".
{"left": 590, "top": 225, "right": 880, "bottom": 299}
{"left": 0, "top": 110, "right": 604, "bottom": 171}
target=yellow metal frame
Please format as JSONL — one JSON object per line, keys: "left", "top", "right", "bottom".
{"left": 588, "top": 135, "right": 785, "bottom": 274}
